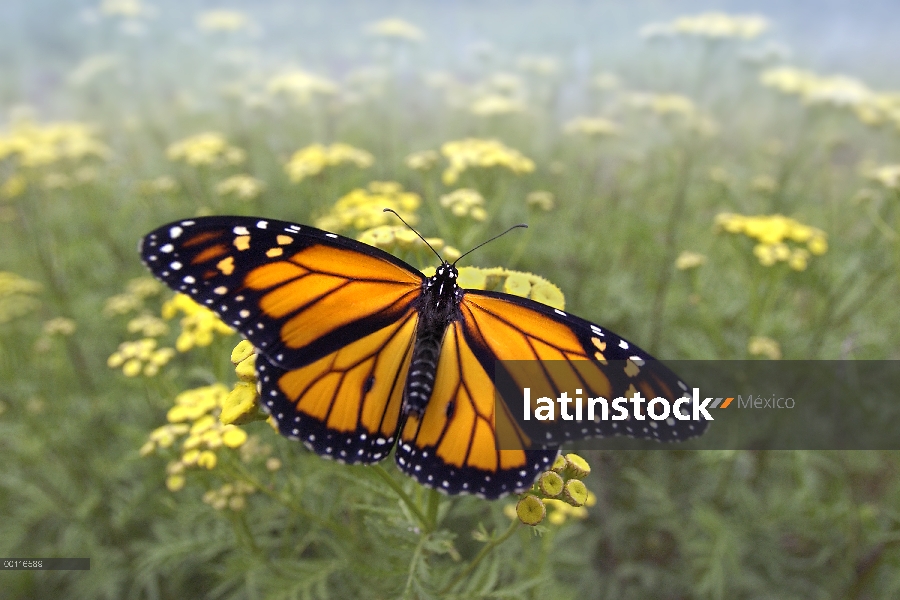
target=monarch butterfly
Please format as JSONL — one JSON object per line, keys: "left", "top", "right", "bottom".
{"left": 141, "top": 216, "right": 705, "bottom": 499}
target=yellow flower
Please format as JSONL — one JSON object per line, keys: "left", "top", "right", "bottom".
{"left": 108, "top": 338, "right": 176, "bottom": 377}
{"left": 203, "top": 481, "right": 256, "bottom": 511}
{"left": 100, "top": 0, "right": 145, "bottom": 18}
{"left": 42, "top": 317, "right": 77, "bottom": 336}
{"left": 404, "top": 149, "right": 440, "bottom": 171}
{"left": 424, "top": 266, "right": 566, "bottom": 310}
{"left": 267, "top": 70, "right": 338, "bottom": 104}
{"left": 868, "top": 164, "right": 900, "bottom": 190}
{"left": 0, "top": 271, "right": 42, "bottom": 323}
{"left": 643, "top": 12, "right": 767, "bottom": 39}
{"left": 469, "top": 94, "right": 526, "bottom": 116}
{"left": 314, "top": 180, "right": 419, "bottom": 232}
{"left": 671, "top": 12, "right": 769, "bottom": 39}
{"left": 197, "top": 10, "right": 250, "bottom": 32}
{"left": 215, "top": 174, "right": 265, "bottom": 200}
{"left": 357, "top": 225, "right": 460, "bottom": 262}
{"left": 748, "top": 336, "right": 782, "bottom": 360}
{"left": 284, "top": 143, "right": 373, "bottom": 183}
{"left": 675, "top": 251, "right": 706, "bottom": 270}
{"left": 751, "top": 174, "right": 778, "bottom": 193}
{"left": 0, "top": 174, "right": 27, "bottom": 199}
{"left": 526, "top": 190, "right": 555, "bottom": 211}
{"left": 716, "top": 213, "right": 827, "bottom": 267}
{"left": 564, "top": 116, "right": 620, "bottom": 137}
{"left": 161, "top": 293, "right": 235, "bottom": 351}
{"left": 137, "top": 175, "right": 179, "bottom": 195}
{"left": 440, "top": 188, "right": 487, "bottom": 221}
{"left": 127, "top": 314, "right": 169, "bottom": 337}
{"left": 0, "top": 118, "right": 110, "bottom": 167}
{"left": 440, "top": 138, "right": 535, "bottom": 185}
{"left": 166, "top": 132, "right": 245, "bottom": 167}
{"left": 365, "top": 18, "right": 425, "bottom": 42}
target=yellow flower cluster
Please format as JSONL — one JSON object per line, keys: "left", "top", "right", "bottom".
{"left": 868, "top": 164, "right": 900, "bottom": 190}
{"left": 440, "top": 138, "right": 535, "bottom": 185}
{"left": 748, "top": 336, "right": 782, "bottom": 360}
{"left": 1, "top": 174, "right": 26, "bottom": 199}
{"left": 760, "top": 67, "right": 900, "bottom": 130}
{"left": 220, "top": 340, "right": 264, "bottom": 426}
{"left": 0, "top": 271, "right": 41, "bottom": 323}
{"left": 267, "top": 70, "right": 338, "bottom": 103}
{"left": 137, "top": 175, "right": 179, "bottom": 196}
{"left": 526, "top": 190, "right": 555, "bottom": 211}
{"left": 203, "top": 482, "right": 256, "bottom": 511}
{"left": 715, "top": 213, "right": 827, "bottom": 270}
{"left": 215, "top": 174, "right": 265, "bottom": 200}
{"left": 107, "top": 338, "right": 176, "bottom": 377}
{"left": 626, "top": 92, "right": 696, "bottom": 117}
{"left": 469, "top": 94, "right": 526, "bottom": 116}
{"left": 625, "top": 92, "right": 719, "bottom": 135}
{"left": 365, "top": 18, "right": 425, "bottom": 42}
{"left": 197, "top": 9, "right": 250, "bottom": 32}
{"left": 140, "top": 384, "right": 250, "bottom": 491}
{"left": 100, "top": 0, "right": 145, "bottom": 18}
{"left": 315, "top": 181, "right": 420, "bottom": 233}
{"left": 506, "top": 454, "right": 594, "bottom": 526}
{"left": 0, "top": 118, "right": 110, "bottom": 167}
{"left": 166, "top": 132, "right": 245, "bottom": 167}
{"left": 284, "top": 143, "right": 373, "bottom": 183}
{"left": 420, "top": 266, "right": 566, "bottom": 310}
{"left": 404, "top": 149, "right": 440, "bottom": 171}
{"left": 642, "top": 12, "right": 768, "bottom": 40}
{"left": 675, "top": 251, "right": 707, "bottom": 270}
{"left": 103, "top": 276, "right": 164, "bottom": 316}
{"left": 127, "top": 314, "right": 169, "bottom": 337}
{"left": 440, "top": 188, "right": 487, "bottom": 221}
{"left": 162, "top": 293, "right": 235, "bottom": 352}
{"left": 357, "top": 226, "right": 461, "bottom": 263}
{"left": 564, "top": 116, "right": 620, "bottom": 137}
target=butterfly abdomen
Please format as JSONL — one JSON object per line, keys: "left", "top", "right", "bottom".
{"left": 403, "top": 263, "right": 463, "bottom": 416}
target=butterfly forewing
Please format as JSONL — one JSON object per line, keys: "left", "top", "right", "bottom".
{"left": 459, "top": 291, "right": 706, "bottom": 444}
{"left": 140, "top": 217, "right": 423, "bottom": 369}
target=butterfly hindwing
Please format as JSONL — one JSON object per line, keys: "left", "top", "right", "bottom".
{"left": 140, "top": 217, "right": 423, "bottom": 369}
{"left": 257, "top": 309, "right": 418, "bottom": 463}
{"left": 396, "top": 320, "right": 558, "bottom": 499}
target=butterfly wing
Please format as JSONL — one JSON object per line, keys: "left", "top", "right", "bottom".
{"left": 457, "top": 290, "right": 705, "bottom": 444}
{"left": 393, "top": 287, "right": 700, "bottom": 499}
{"left": 141, "top": 216, "right": 425, "bottom": 462}
{"left": 396, "top": 319, "right": 558, "bottom": 499}
{"left": 140, "top": 216, "right": 423, "bottom": 369}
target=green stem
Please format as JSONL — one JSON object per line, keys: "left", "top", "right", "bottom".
{"left": 371, "top": 463, "right": 432, "bottom": 532}
{"left": 439, "top": 519, "right": 520, "bottom": 596}
{"left": 402, "top": 534, "right": 428, "bottom": 599}
{"left": 648, "top": 147, "right": 694, "bottom": 354}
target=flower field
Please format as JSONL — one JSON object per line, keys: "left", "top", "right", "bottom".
{"left": 2, "top": 2, "right": 900, "bottom": 598}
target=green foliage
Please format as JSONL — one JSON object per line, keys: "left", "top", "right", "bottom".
{"left": 1, "top": 1, "right": 900, "bottom": 598}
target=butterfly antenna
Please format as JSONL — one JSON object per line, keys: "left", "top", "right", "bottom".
{"left": 383, "top": 208, "right": 445, "bottom": 263}
{"left": 453, "top": 223, "right": 527, "bottom": 266}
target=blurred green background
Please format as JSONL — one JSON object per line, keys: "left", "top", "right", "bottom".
{"left": 2, "top": 1, "right": 900, "bottom": 598}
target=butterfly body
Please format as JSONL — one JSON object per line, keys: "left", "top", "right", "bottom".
{"left": 141, "top": 216, "right": 706, "bottom": 499}
{"left": 405, "top": 263, "right": 463, "bottom": 416}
